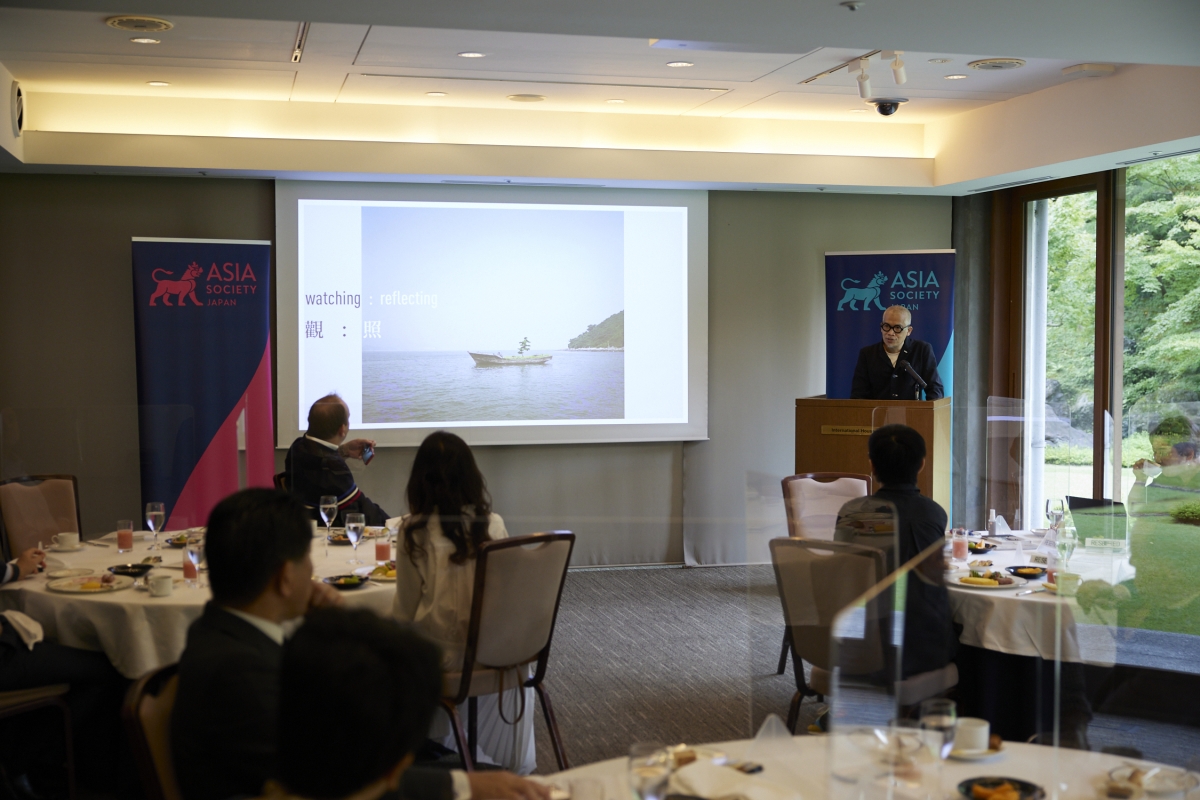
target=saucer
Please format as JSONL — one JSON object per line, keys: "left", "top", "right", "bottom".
{"left": 49, "top": 544, "right": 86, "bottom": 552}
{"left": 949, "top": 747, "right": 1004, "bottom": 762}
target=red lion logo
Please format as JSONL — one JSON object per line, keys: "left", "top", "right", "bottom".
{"left": 149, "top": 263, "right": 204, "bottom": 307}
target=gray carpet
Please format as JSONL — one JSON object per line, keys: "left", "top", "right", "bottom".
{"left": 528, "top": 564, "right": 1200, "bottom": 775}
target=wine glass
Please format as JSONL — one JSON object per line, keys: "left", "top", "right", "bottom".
{"left": 628, "top": 743, "right": 670, "bottom": 800}
{"left": 1045, "top": 498, "right": 1065, "bottom": 531}
{"left": 1057, "top": 525, "right": 1077, "bottom": 571}
{"left": 919, "top": 698, "right": 957, "bottom": 760}
{"left": 186, "top": 539, "right": 207, "bottom": 589}
{"left": 145, "top": 502, "right": 165, "bottom": 551}
{"left": 319, "top": 496, "right": 337, "bottom": 557}
{"left": 345, "top": 513, "right": 365, "bottom": 565}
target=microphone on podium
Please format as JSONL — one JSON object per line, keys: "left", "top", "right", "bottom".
{"left": 897, "top": 359, "right": 927, "bottom": 389}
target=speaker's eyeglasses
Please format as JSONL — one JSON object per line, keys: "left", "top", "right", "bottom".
{"left": 880, "top": 323, "right": 909, "bottom": 334}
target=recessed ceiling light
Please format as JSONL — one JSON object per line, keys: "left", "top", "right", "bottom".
{"left": 130, "top": 37, "right": 160, "bottom": 44}
{"left": 105, "top": 15, "right": 173, "bottom": 32}
{"left": 147, "top": 81, "right": 170, "bottom": 87}
{"left": 606, "top": 99, "right": 625, "bottom": 104}
{"left": 666, "top": 61, "right": 694, "bottom": 68}
{"left": 928, "top": 58, "right": 952, "bottom": 64}
{"left": 944, "top": 74, "right": 967, "bottom": 80}
{"left": 457, "top": 51, "right": 485, "bottom": 58}
{"left": 968, "top": 58, "right": 1026, "bottom": 71}
{"left": 426, "top": 91, "right": 448, "bottom": 97}
{"left": 507, "top": 94, "right": 545, "bottom": 102}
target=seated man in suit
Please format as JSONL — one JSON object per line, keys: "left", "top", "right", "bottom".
{"left": 835, "top": 424, "right": 956, "bottom": 678}
{"left": 172, "top": 488, "right": 548, "bottom": 800}
{"left": 260, "top": 607, "right": 442, "bottom": 800}
{"left": 286, "top": 394, "right": 389, "bottom": 525}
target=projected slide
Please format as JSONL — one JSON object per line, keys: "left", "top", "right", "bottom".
{"left": 297, "top": 200, "right": 688, "bottom": 430}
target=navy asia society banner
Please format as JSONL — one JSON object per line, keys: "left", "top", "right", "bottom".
{"left": 132, "top": 238, "right": 274, "bottom": 529}
{"left": 824, "top": 250, "right": 955, "bottom": 399}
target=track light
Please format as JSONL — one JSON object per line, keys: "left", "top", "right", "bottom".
{"left": 856, "top": 58, "right": 872, "bottom": 99}
{"left": 891, "top": 53, "right": 906, "bottom": 85}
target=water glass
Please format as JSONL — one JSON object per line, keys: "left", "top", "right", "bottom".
{"left": 919, "top": 698, "right": 957, "bottom": 760}
{"left": 628, "top": 743, "right": 670, "bottom": 800}
{"left": 345, "top": 513, "right": 366, "bottom": 565}
{"left": 1056, "top": 526, "right": 1077, "bottom": 570}
{"left": 186, "top": 539, "right": 207, "bottom": 589}
{"left": 319, "top": 495, "right": 337, "bottom": 557}
{"left": 146, "top": 502, "right": 165, "bottom": 551}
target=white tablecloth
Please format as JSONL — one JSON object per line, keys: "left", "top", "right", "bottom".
{"left": 947, "top": 543, "right": 1119, "bottom": 665}
{"left": 0, "top": 532, "right": 395, "bottom": 678}
{"left": 547, "top": 736, "right": 1177, "bottom": 800}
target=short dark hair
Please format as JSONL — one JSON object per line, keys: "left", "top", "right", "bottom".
{"left": 868, "top": 424, "right": 926, "bottom": 486}
{"left": 277, "top": 609, "right": 442, "bottom": 798}
{"left": 307, "top": 394, "right": 349, "bottom": 440}
{"left": 205, "top": 488, "right": 313, "bottom": 607}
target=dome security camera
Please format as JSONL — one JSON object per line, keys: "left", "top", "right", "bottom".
{"left": 867, "top": 97, "right": 908, "bottom": 116}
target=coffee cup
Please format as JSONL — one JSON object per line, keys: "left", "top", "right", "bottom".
{"left": 51, "top": 532, "right": 80, "bottom": 550}
{"left": 1057, "top": 572, "right": 1082, "bottom": 597}
{"left": 149, "top": 573, "right": 174, "bottom": 597}
{"left": 954, "top": 717, "right": 990, "bottom": 753}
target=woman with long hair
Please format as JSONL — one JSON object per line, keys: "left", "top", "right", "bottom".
{"left": 391, "top": 431, "right": 535, "bottom": 774}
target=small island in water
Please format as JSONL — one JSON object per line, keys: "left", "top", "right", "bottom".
{"left": 468, "top": 336, "right": 552, "bottom": 367}
{"left": 568, "top": 310, "right": 624, "bottom": 350}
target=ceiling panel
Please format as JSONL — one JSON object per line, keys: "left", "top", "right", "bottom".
{"left": 355, "top": 26, "right": 804, "bottom": 82}
{"left": 0, "top": 8, "right": 297, "bottom": 63}
{"left": 725, "top": 90, "right": 991, "bottom": 123}
{"left": 8, "top": 62, "right": 298, "bottom": 100}
{"left": 340, "top": 73, "right": 728, "bottom": 114}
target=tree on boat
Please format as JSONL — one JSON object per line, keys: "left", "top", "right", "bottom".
{"left": 518, "top": 337, "right": 531, "bottom": 355}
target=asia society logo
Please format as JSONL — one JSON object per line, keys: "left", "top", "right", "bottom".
{"left": 148, "top": 262, "right": 259, "bottom": 307}
{"left": 836, "top": 270, "right": 941, "bottom": 311}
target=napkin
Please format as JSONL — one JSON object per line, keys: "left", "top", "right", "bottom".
{"left": 0, "top": 611, "right": 44, "bottom": 650}
{"left": 385, "top": 516, "right": 404, "bottom": 532}
{"left": 669, "top": 760, "right": 801, "bottom": 800}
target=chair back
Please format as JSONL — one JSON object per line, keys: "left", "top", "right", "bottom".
{"left": 781, "top": 473, "right": 871, "bottom": 540}
{"left": 0, "top": 475, "right": 82, "bottom": 558}
{"left": 769, "top": 537, "right": 884, "bottom": 673}
{"left": 122, "top": 664, "right": 182, "bottom": 800}
{"left": 273, "top": 471, "right": 289, "bottom": 491}
{"left": 453, "top": 532, "right": 574, "bottom": 698}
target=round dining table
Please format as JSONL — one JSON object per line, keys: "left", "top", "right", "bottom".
{"left": 0, "top": 529, "right": 395, "bottom": 679}
{"left": 544, "top": 733, "right": 1192, "bottom": 800}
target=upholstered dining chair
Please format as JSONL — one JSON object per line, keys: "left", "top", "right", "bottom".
{"left": 0, "top": 475, "right": 82, "bottom": 559}
{"left": 122, "top": 663, "right": 182, "bottom": 800}
{"left": 776, "top": 472, "right": 871, "bottom": 673}
{"left": 441, "top": 531, "right": 575, "bottom": 772}
{"left": 0, "top": 684, "right": 75, "bottom": 799}
{"left": 769, "top": 537, "right": 885, "bottom": 733}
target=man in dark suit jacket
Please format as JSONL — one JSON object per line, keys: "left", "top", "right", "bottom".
{"left": 835, "top": 425, "right": 956, "bottom": 678}
{"left": 286, "top": 394, "right": 389, "bottom": 526}
{"left": 850, "top": 306, "right": 944, "bottom": 401}
{"left": 172, "top": 488, "right": 548, "bottom": 800}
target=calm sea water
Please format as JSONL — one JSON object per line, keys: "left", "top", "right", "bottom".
{"left": 362, "top": 350, "right": 624, "bottom": 423}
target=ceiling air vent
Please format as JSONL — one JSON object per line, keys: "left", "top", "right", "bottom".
{"left": 1118, "top": 147, "right": 1200, "bottom": 167}
{"left": 968, "top": 58, "right": 1026, "bottom": 71}
{"left": 10, "top": 81, "right": 23, "bottom": 138}
{"left": 105, "top": 15, "right": 174, "bottom": 32}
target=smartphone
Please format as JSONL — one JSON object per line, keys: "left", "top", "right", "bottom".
{"left": 362, "top": 445, "right": 375, "bottom": 465}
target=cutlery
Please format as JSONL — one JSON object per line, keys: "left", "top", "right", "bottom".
{"left": 86, "top": 540, "right": 110, "bottom": 548}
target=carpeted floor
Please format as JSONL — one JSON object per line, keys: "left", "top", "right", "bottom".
{"left": 528, "top": 564, "right": 1200, "bottom": 775}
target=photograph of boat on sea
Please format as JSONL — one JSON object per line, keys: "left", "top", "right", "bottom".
{"left": 359, "top": 205, "right": 625, "bottom": 423}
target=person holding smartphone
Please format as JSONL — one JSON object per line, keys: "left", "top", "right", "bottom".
{"left": 285, "top": 393, "right": 389, "bottom": 526}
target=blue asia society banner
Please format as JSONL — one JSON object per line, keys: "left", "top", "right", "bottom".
{"left": 132, "top": 238, "right": 274, "bottom": 529}
{"left": 825, "top": 250, "right": 955, "bottom": 399}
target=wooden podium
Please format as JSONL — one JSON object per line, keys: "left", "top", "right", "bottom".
{"left": 795, "top": 397, "right": 951, "bottom": 514}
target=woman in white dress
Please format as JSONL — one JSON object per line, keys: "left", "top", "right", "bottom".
{"left": 392, "top": 431, "right": 537, "bottom": 774}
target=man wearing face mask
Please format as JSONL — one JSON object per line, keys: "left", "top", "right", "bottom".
{"left": 850, "top": 305, "right": 944, "bottom": 401}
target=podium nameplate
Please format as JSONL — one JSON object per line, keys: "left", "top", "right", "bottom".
{"left": 820, "top": 425, "right": 873, "bottom": 436}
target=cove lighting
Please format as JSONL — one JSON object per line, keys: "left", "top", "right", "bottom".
{"left": 507, "top": 94, "right": 545, "bottom": 102}
{"left": 666, "top": 61, "right": 694, "bottom": 68}
{"left": 130, "top": 37, "right": 160, "bottom": 44}
{"left": 426, "top": 92, "right": 448, "bottom": 97}
{"left": 848, "top": 108, "right": 868, "bottom": 113}
{"left": 606, "top": 99, "right": 626, "bottom": 104}
{"left": 944, "top": 74, "right": 967, "bottom": 80}
{"left": 457, "top": 51, "right": 485, "bottom": 58}
{"left": 147, "top": 81, "right": 170, "bottom": 86}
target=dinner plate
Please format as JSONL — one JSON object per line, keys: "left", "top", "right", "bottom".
{"left": 323, "top": 574, "right": 372, "bottom": 590}
{"left": 47, "top": 568, "right": 94, "bottom": 579}
{"left": 47, "top": 575, "right": 135, "bottom": 594}
{"left": 1109, "top": 766, "right": 1200, "bottom": 795}
{"left": 354, "top": 566, "right": 396, "bottom": 582}
{"left": 956, "top": 576, "right": 1028, "bottom": 590}
{"left": 958, "top": 777, "right": 1044, "bottom": 800}
{"left": 949, "top": 747, "right": 1004, "bottom": 762}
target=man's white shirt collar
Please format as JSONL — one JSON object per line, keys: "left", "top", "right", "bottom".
{"left": 305, "top": 434, "right": 339, "bottom": 452}
{"left": 225, "top": 607, "right": 286, "bottom": 646}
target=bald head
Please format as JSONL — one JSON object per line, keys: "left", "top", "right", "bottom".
{"left": 884, "top": 306, "right": 911, "bottom": 326}
{"left": 307, "top": 394, "right": 350, "bottom": 442}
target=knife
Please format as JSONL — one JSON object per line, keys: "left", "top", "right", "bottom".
{"left": 1016, "top": 587, "right": 1046, "bottom": 596}
{"left": 86, "top": 540, "right": 110, "bottom": 548}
